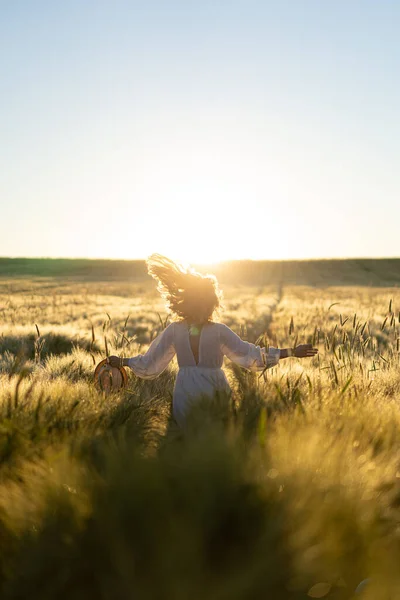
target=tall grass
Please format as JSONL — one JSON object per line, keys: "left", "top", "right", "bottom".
{"left": 0, "top": 277, "right": 399, "bottom": 598}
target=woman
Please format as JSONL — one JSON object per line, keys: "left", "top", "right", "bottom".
{"left": 108, "top": 255, "right": 318, "bottom": 426}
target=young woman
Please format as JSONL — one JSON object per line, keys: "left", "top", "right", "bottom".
{"left": 108, "top": 255, "right": 318, "bottom": 426}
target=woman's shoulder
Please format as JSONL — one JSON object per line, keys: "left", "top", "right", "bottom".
{"left": 206, "top": 321, "right": 229, "bottom": 332}
{"left": 172, "top": 320, "right": 224, "bottom": 328}
{"left": 170, "top": 320, "right": 229, "bottom": 334}
{"left": 167, "top": 320, "right": 187, "bottom": 334}
{"left": 171, "top": 320, "right": 186, "bottom": 329}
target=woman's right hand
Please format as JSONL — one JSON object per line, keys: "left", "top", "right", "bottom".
{"left": 294, "top": 344, "right": 318, "bottom": 358}
{"left": 107, "top": 355, "right": 124, "bottom": 368}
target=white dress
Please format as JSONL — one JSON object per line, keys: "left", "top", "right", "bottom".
{"left": 127, "top": 321, "right": 280, "bottom": 426}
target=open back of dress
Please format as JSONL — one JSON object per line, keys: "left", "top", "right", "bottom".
{"left": 127, "top": 320, "right": 280, "bottom": 426}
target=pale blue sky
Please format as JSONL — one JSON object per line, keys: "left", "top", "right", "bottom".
{"left": 1, "top": 0, "right": 399, "bottom": 262}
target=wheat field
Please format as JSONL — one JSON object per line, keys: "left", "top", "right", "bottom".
{"left": 0, "top": 261, "right": 400, "bottom": 599}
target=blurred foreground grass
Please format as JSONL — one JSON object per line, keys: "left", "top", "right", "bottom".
{"left": 0, "top": 266, "right": 400, "bottom": 598}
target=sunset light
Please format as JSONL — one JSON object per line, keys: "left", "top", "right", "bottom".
{"left": 2, "top": 4, "right": 400, "bottom": 596}
{"left": 1, "top": 3, "right": 399, "bottom": 261}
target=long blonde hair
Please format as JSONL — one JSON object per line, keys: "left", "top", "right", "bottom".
{"left": 146, "top": 254, "right": 222, "bottom": 324}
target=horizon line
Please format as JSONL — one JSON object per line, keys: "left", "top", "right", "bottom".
{"left": 1, "top": 255, "right": 400, "bottom": 263}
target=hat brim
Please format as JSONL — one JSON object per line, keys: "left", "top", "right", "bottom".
{"left": 94, "top": 359, "right": 128, "bottom": 393}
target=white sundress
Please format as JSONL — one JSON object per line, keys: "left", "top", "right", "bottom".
{"left": 127, "top": 321, "right": 280, "bottom": 426}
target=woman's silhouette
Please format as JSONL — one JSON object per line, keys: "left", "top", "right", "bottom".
{"left": 108, "top": 255, "right": 318, "bottom": 426}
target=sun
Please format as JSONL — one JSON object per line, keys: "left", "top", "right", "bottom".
{"left": 162, "top": 249, "right": 229, "bottom": 270}
{"left": 106, "top": 171, "right": 303, "bottom": 263}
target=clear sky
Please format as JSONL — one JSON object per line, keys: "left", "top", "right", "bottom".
{"left": 1, "top": 0, "right": 399, "bottom": 263}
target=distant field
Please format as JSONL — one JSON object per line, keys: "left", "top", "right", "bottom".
{"left": 1, "top": 256, "right": 400, "bottom": 286}
{"left": 0, "top": 261, "right": 400, "bottom": 598}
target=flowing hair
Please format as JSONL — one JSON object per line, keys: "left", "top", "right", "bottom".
{"left": 146, "top": 254, "right": 222, "bottom": 324}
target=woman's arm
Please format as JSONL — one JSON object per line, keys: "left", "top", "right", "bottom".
{"left": 220, "top": 324, "right": 317, "bottom": 370}
{"left": 220, "top": 324, "right": 280, "bottom": 371}
{"left": 107, "top": 323, "right": 176, "bottom": 379}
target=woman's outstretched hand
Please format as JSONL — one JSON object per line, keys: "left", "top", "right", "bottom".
{"left": 294, "top": 344, "right": 318, "bottom": 358}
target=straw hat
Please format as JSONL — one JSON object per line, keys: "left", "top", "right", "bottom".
{"left": 94, "top": 359, "right": 128, "bottom": 394}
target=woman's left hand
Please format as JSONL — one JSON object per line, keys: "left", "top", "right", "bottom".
{"left": 294, "top": 344, "right": 318, "bottom": 358}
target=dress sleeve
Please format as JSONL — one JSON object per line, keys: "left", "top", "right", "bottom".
{"left": 219, "top": 324, "right": 280, "bottom": 371}
{"left": 127, "top": 323, "right": 176, "bottom": 379}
